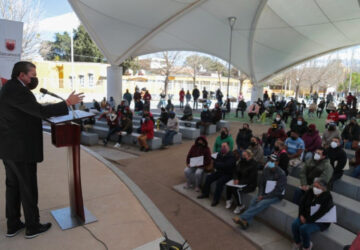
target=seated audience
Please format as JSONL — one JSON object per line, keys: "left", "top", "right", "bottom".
{"left": 350, "top": 142, "right": 360, "bottom": 178}
{"left": 226, "top": 150, "right": 257, "bottom": 214}
{"left": 308, "top": 102, "right": 316, "bottom": 118}
{"left": 134, "top": 99, "right": 144, "bottom": 113}
{"left": 327, "top": 137, "right": 347, "bottom": 189}
{"left": 236, "top": 123, "right": 253, "bottom": 154}
{"left": 236, "top": 99, "right": 247, "bottom": 118}
{"left": 157, "top": 108, "right": 169, "bottom": 129}
{"left": 285, "top": 131, "right": 305, "bottom": 168}
{"left": 341, "top": 117, "right": 360, "bottom": 149}
{"left": 162, "top": 111, "right": 179, "bottom": 147}
{"left": 232, "top": 154, "right": 286, "bottom": 230}
{"left": 326, "top": 102, "right": 336, "bottom": 114}
{"left": 165, "top": 99, "right": 174, "bottom": 112}
{"left": 322, "top": 123, "right": 341, "bottom": 148}
{"left": 92, "top": 99, "right": 101, "bottom": 112}
{"left": 248, "top": 137, "right": 265, "bottom": 169}
{"left": 316, "top": 100, "right": 325, "bottom": 118}
{"left": 197, "top": 142, "right": 236, "bottom": 206}
{"left": 302, "top": 124, "right": 322, "bottom": 161}
{"left": 290, "top": 115, "right": 308, "bottom": 137}
{"left": 327, "top": 109, "right": 339, "bottom": 125}
{"left": 102, "top": 111, "right": 120, "bottom": 146}
{"left": 247, "top": 102, "right": 260, "bottom": 123}
{"left": 293, "top": 148, "right": 333, "bottom": 204}
{"left": 180, "top": 104, "right": 193, "bottom": 121}
{"left": 116, "top": 100, "right": 126, "bottom": 114}
{"left": 100, "top": 97, "right": 107, "bottom": 110}
{"left": 274, "top": 113, "right": 286, "bottom": 130}
{"left": 213, "top": 127, "right": 234, "bottom": 153}
{"left": 137, "top": 112, "right": 154, "bottom": 152}
{"left": 78, "top": 101, "right": 86, "bottom": 111}
{"left": 122, "top": 106, "right": 133, "bottom": 121}
{"left": 292, "top": 178, "right": 334, "bottom": 250}
{"left": 211, "top": 103, "right": 222, "bottom": 124}
{"left": 196, "top": 105, "right": 213, "bottom": 133}
{"left": 263, "top": 122, "right": 287, "bottom": 156}
{"left": 184, "top": 136, "right": 211, "bottom": 192}
{"left": 113, "top": 114, "right": 133, "bottom": 149}
{"left": 222, "top": 98, "right": 231, "bottom": 119}
{"left": 274, "top": 140, "right": 289, "bottom": 175}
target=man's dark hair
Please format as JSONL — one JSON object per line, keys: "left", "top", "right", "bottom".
{"left": 11, "top": 61, "right": 36, "bottom": 79}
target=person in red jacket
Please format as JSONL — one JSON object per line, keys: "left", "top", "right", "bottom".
{"left": 184, "top": 136, "right": 211, "bottom": 191}
{"left": 137, "top": 112, "right": 154, "bottom": 152}
{"left": 302, "top": 124, "right": 322, "bottom": 161}
{"left": 327, "top": 109, "right": 339, "bottom": 125}
{"left": 263, "top": 122, "right": 287, "bottom": 156}
{"left": 179, "top": 88, "right": 185, "bottom": 109}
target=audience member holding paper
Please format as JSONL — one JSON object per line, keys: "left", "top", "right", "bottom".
{"left": 184, "top": 136, "right": 211, "bottom": 192}
{"left": 213, "top": 127, "right": 234, "bottom": 153}
{"left": 197, "top": 142, "right": 236, "bottom": 207}
{"left": 232, "top": 154, "right": 286, "bottom": 230}
{"left": 291, "top": 178, "right": 334, "bottom": 250}
{"left": 225, "top": 150, "right": 258, "bottom": 214}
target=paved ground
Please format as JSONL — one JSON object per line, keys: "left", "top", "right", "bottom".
{"left": 0, "top": 134, "right": 162, "bottom": 250}
{"left": 109, "top": 121, "right": 268, "bottom": 250}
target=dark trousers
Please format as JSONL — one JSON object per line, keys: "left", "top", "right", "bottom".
{"left": 106, "top": 127, "right": 121, "bottom": 142}
{"left": 3, "top": 160, "right": 39, "bottom": 230}
{"left": 236, "top": 109, "right": 244, "bottom": 118}
{"left": 329, "top": 171, "right": 343, "bottom": 190}
{"left": 226, "top": 186, "right": 244, "bottom": 206}
{"left": 201, "top": 172, "right": 232, "bottom": 203}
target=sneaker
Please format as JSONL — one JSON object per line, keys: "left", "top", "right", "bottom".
{"left": 114, "top": 143, "right": 121, "bottom": 149}
{"left": 5, "top": 222, "right": 25, "bottom": 237}
{"left": 303, "top": 242, "right": 313, "bottom": 250}
{"left": 25, "top": 223, "right": 52, "bottom": 239}
{"left": 232, "top": 217, "right": 249, "bottom": 230}
{"left": 225, "top": 200, "right": 233, "bottom": 209}
{"left": 233, "top": 205, "right": 245, "bottom": 214}
{"left": 292, "top": 243, "right": 301, "bottom": 250}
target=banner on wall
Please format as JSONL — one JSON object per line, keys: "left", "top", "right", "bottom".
{"left": 0, "top": 19, "right": 23, "bottom": 85}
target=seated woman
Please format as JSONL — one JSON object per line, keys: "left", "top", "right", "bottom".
{"left": 156, "top": 108, "right": 168, "bottom": 129}
{"left": 180, "top": 104, "right": 193, "bottom": 121}
{"left": 327, "top": 108, "right": 339, "bottom": 125}
{"left": 274, "top": 113, "right": 286, "bottom": 130}
{"left": 248, "top": 137, "right": 265, "bottom": 169}
{"left": 292, "top": 178, "right": 334, "bottom": 250}
{"left": 301, "top": 124, "right": 322, "bottom": 161}
{"left": 274, "top": 140, "right": 289, "bottom": 175}
{"left": 213, "top": 127, "right": 234, "bottom": 153}
{"left": 184, "top": 136, "right": 211, "bottom": 192}
{"left": 341, "top": 117, "right": 360, "bottom": 149}
{"left": 236, "top": 123, "right": 253, "bottom": 154}
{"left": 263, "top": 122, "right": 286, "bottom": 156}
{"left": 137, "top": 112, "right": 154, "bottom": 152}
{"left": 225, "top": 150, "right": 257, "bottom": 214}
{"left": 338, "top": 105, "right": 349, "bottom": 128}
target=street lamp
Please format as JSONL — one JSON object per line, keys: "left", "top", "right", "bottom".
{"left": 227, "top": 16, "right": 236, "bottom": 99}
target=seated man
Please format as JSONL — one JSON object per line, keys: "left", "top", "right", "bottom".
{"left": 285, "top": 130, "right": 305, "bottom": 168}
{"left": 236, "top": 99, "right": 247, "bottom": 118}
{"left": 196, "top": 105, "right": 213, "bottom": 133}
{"left": 350, "top": 142, "right": 360, "bottom": 178}
{"left": 180, "top": 104, "right": 193, "bottom": 121}
{"left": 134, "top": 98, "right": 144, "bottom": 113}
{"left": 211, "top": 103, "right": 222, "bottom": 124}
{"left": 301, "top": 124, "right": 322, "bottom": 161}
{"left": 102, "top": 111, "right": 120, "bottom": 146}
{"left": 165, "top": 99, "right": 174, "bottom": 112}
{"left": 113, "top": 114, "right": 133, "bottom": 149}
{"left": 162, "top": 111, "right": 179, "bottom": 147}
{"left": 236, "top": 123, "right": 253, "bottom": 154}
{"left": 156, "top": 108, "right": 168, "bottom": 129}
{"left": 116, "top": 100, "right": 126, "bottom": 114}
{"left": 232, "top": 154, "right": 286, "bottom": 230}
{"left": 322, "top": 123, "right": 341, "bottom": 148}
{"left": 292, "top": 178, "right": 334, "bottom": 250}
{"left": 137, "top": 112, "right": 154, "bottom": 152}
{"left": 213, "top": 127, "right": 234, "bottom": 153}
{"left": 293, "top": 148, "right": 333, "bottom": 205}
{"left": 197, "top": 142, "right": 236, "bottom": 206}
{"left": 263, "top": 122, "right": 287, "bottom": 156}
{"left": 289, "top": 115, "right": 308, "bottom": 137}
{"left": 226, "top": 150, "right": 257, "bottom": 214}
{"left": 248, "top": 137, "right": 265, "bottom": 169}
{"left": 326, "top": 137, "right": 347, "bottom": 189}
{"left": 341, "top": 117, "right": 360, "bottom": 149}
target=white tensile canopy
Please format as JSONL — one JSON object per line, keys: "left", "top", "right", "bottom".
{"left": 68, "top": 0, "right": 360, "bottom": 84}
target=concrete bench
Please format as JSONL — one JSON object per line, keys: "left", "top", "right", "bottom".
{"left": 285, "top": 175, "right": 360, "bottom": 234}
{"left": 153, "top": 129, "right": 182, "bottom": 145}
{"left": 289, "top": 165, "right": 360, "bottom": 202}
{"left": 202, "top": 179, "right": 356, "bottom": 250}
{"left": 80, "top": 132, "right": 99, "bottom": 146}
{"left": 179, "top": 126, "right": 200, "bottom": 140}
{"left": 200, "top": 124, "right": 217, "bottom": 135}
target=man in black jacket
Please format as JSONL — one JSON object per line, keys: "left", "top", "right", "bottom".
{"left": 342, "top": 117, "right": 360, "bottom": 149}
{"left": 196, "top": 105, "right": 213, "bottom": 134}
{"left": 192, "top": 86, "right": 200, "bottom": 110}
{"left": 0, "top": 62, "right": 83, "bottom": 239}
{"left": 327, "top": 137, "right": 347, "bottom": 189}
{"left": 197, "top": 142, "right": 236, "bottom": 206}
{"left": 236, "top": 123, "right": 253, "bottom": 153}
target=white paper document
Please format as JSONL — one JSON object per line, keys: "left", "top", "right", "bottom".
{"left": 189, "top": 156, "right": 204, "bottom": 167}
{"left": 311, "top": 205, "right": 337, "bottom": 223}
{"left": 265, "top": 180, "right": 276, "bottom": 194}
{"left": 226, "top": 180, "right": 247, "bottom": 189}
{"left": 211, "top": 153, "right": 218, "bottom": 159}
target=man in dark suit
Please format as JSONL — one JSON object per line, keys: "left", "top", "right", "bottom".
{"left": 0, "top": 61, "right": 83, "bottom": 239}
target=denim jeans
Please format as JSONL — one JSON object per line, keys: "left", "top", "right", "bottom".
{"left": 345, "top": 141, "right": 352, "bottom": 149}
{"left": 303, "top": 152, "right": 313, "bottom": 162}
{"left": 240, "top": 196, "right": 280, "bottom": 223}
{"left": 163, "top": 130, "right": 177, "bottom": 146}
{"left": 184, "top": 167, "right": 204, "bottom": 188}
{"left": 292, "top": 217, "right": 321, "bottom": 248}
{"left": 106, "top": 127, "right": 122, "bottom": 142}
{"left": 351, "top": 165, "right": 360, "bottom": 178}
{"left": 293, "top": 188, "right": 305, "bottom": 205}
{"left": 201, "top": 171, "right": 232, "bottom": 203}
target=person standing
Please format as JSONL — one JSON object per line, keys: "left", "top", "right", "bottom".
{"left": 0, "top": 61, "right": 84, "bottom": 238}
{"left": 179, "top": 88, "right": 185, "bottom": 109}
{"left": 192, "top": 86, "right": 200, "bottom": 110}
{"left": 123, "top": 89, "right": 133, "bottom": 107}
{"left": 185, "top": 90, "right": 191, "bottom": 105}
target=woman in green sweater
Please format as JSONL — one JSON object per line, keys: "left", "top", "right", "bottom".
{"left": 214, "top": 127, "right": 234, "bottom": 153}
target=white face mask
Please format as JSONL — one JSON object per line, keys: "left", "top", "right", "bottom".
{"left": 314, "top": 153, "right": 321, "bottom": 161}
{"left": 313, "top": 187, "right": 323, "bottom": 195}
{"left": 297, "top": 121, "right": 302, "bottom": 126}
{"left": 330, "top": 141, "right": 338, "bottom": 149}
{"left": 276, "top": 117, "right": 280, "bottom": 121}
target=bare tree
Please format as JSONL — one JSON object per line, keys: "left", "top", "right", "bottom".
{"left": 0, "top": 0, "right": 43, "bottom": 59}
{"left": 184, "top": 54, "right": 204, "bottom": 87}
{"left": 158, "top": 51, "right": 182, "bottom": 96}
{"left": 231, "top": 68, "right": 248, "bottom": 93}
{"left": 289, "top": 64, "right": 307, "bottom": 100}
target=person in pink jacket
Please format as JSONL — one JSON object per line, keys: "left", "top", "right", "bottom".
{"left": 247, "top": 102, "right": 260, "bottom": 123}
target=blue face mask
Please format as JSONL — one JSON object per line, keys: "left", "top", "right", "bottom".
{"left": 267, "top": 161, "right": 275, "bottom": 168}
{"left": 203, "top": 109, "right": 208, "bottom": 112}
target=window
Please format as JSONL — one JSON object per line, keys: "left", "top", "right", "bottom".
{"left": 88, "top": 73, "right": 94, "bottom": 87}
{"left": 69, "top": 76, "right": 75, "bottom": 88}
{"left": 79, "top": 75, "right": 84, "bottom": 87}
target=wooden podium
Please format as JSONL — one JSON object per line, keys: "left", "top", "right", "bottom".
{"left": 46, "top": 110, "right": 97, "bottom": 230}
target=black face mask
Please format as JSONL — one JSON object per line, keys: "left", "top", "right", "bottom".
{"left": 169, "top": 114, "right": 175, "bottom": 119}
{"left": 221, "top": 132, "right": 227, "bottom": 138}
{"left": 27, "top": 77, "right": 38, "bottom": 90}
{"left": 250, "top": 142, "right": 256, "bottom": 147}
{"left": 274, "top": 146, "right": 280, "bottom": 151}
{"left": 291, "top": 136, "right": 297, "bottom": 140}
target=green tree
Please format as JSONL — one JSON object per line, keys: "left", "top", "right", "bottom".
{"left": 340, "top": 72, "right": 360, "bottom": 94}
{"left": 208, "top": 58, "right": 226, "bottom": 88}
{"left": 184, "top": 54, "right": 207, "bottom": 86}
{"left": 45, "top": 32, "right": 71, "bottom": 61}
{"left": 120, "top": 57, "right": 141, "bottom": 74}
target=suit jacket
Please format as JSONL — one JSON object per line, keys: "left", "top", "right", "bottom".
{"left": 0, "top": 79, "right": 68, "bottom": 162}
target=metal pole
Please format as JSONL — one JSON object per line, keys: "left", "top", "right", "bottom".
{"left": 227, "top": 17, "right": 236, "bottom": 99}
{"left": 348, "top": 47, "right": 354, "bottom": 93}
{"left": 71, "top": 30, "right": 75, "bottom": 91}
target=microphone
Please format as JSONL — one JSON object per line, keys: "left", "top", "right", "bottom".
{"left": 40, "top": 88, "right": 65, "bottom": 101}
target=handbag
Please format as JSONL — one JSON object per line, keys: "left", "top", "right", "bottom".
{"left": 339, "top": 114, "right": 347, "bottom": 120}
